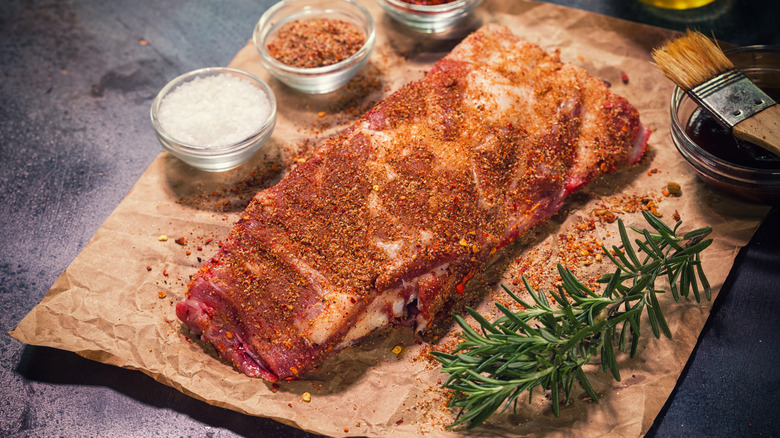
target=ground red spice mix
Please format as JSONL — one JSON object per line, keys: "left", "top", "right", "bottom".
{"left": 267, "top": 18, "right": 365, "bottom": 68}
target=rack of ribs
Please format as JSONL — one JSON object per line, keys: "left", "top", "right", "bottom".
{"left": 176, "top": 24, "right": 651, "bottom": 381}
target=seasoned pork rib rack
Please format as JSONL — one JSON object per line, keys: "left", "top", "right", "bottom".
{"left": 176, "top": 24, "right": 650, "bottom": 381}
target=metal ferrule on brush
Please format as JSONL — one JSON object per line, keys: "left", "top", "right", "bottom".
{"left": 690, "top": 69, "right": 776, "bottom": 129}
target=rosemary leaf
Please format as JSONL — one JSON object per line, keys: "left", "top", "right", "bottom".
{"left": 619, "top": 219, "right": 641, "bottom": 269}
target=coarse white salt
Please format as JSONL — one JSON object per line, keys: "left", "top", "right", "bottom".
{"left": 158, "top": 73, "right": 271, "bottom": 148}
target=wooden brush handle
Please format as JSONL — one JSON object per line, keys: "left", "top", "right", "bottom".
{"left": 733, "top": 104, "right": 780, "bottom": 158}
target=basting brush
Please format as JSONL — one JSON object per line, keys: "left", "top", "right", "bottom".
{"left": 651, "top": 29, "right": 780, "bottom": 157}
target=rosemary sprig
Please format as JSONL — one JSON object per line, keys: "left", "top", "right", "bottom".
{"left": 432, "top": 210, "right": 713, "bottom": 429}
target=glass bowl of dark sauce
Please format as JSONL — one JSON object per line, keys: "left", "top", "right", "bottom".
{"left": 671, "top": 46, "right": 780, "bottom": 204}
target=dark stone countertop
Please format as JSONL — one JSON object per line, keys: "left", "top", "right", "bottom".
{"left": 1, "top": 0, "right": 778, "bottom": 436}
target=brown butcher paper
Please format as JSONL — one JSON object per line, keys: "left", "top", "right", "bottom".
{"left": 10, "top": 1, "right": 771, "bottom": 437}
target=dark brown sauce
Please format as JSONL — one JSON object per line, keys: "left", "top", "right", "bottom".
{"left": 685, "top": 87, "right": 780, "bottom": 170}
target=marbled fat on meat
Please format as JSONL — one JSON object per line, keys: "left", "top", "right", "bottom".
{"left": 176, "top": 24, "right": 651, "bottom": 381}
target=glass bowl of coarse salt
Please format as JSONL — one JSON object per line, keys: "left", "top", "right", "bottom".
{"left": 150, "top": 67, "right": 277, "bottom": 172}
{"left": 253, "top": 0, "right": 375, "bottom": 94}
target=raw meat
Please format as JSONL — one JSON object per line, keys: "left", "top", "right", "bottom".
{"left": 176, "top": 24, "right": 651, "bottom": 381}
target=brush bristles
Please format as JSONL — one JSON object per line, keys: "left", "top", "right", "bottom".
{"left": 651, "top": 29, "right": 735, "bottom": 90}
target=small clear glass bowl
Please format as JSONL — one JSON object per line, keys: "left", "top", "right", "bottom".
{"left": 253, "top": 0, "right": 375, "bottom": 94}
{"left": 374, "top": 0, "right": 482, "bottom": 33}
{"left": 670, "top": 46, "right": 780, "bottom": 204}
{"left": 150, "top": 67, "right": 277, "bottom": 172}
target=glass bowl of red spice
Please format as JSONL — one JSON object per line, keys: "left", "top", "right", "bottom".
{"left": 375, "top": 0, "right": 481, "bottom": 34}
{"left": 253, "top": 0, "right": 375, "bottom": 94}
{"left": 670, "top": 45, "right": 780, "bottom": 204}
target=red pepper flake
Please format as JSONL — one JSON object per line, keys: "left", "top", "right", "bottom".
{"left": 163, "top": 270, "right": 169, "bottom": 277}
{"left": 621, "top": 72, "right": 629, "bottom": 84}
{"left": 175, "top": 237, "right": 187, "bottom": 246}
{"left": 146, "top": 266, "right": 152, "bottom": 271}
{"left": 396, "top": 418, "right": 404, "bottom": 425}
{"left": 455, "top": 271, "right": 475, "bottom": 294}
{"left": 158, "top": 291, "right": 167, "bottom": 299}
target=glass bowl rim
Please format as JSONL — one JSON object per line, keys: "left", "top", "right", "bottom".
{"left": 150, "top": 66, "right": 277, "bottom": 154}
{"left": 376, "top": 0, "right": 480, "bottom": 13}
{"left": 253, "top": 0, "right": 376, "bottom": 76}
